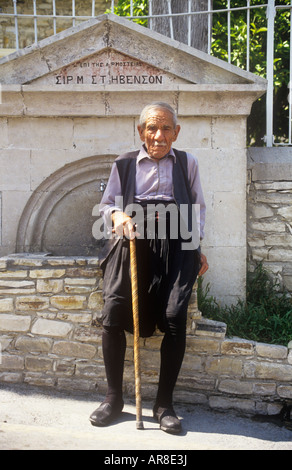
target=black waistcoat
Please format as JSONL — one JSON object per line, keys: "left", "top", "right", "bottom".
{"left": 99, "top": 149, "right": 198, "bottom": 268}
{"left": 115, "top": 148, "right": 193, "bottom": 220}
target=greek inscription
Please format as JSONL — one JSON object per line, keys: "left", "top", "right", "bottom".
{"left": 55, "top": 74, "right": 163, "bottom": 85}
{"left": 53, "top": 51, "right": 167, "bottom": 86}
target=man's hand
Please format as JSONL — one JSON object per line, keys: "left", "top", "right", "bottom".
{"left": 198, "top": 253, "right": 209, "bottom": 276}
{"left": 111, "top": 211, "right": 136, "bottom": 240}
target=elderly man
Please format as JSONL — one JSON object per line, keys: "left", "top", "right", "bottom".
{"left": 90, "top": 102, "right": 208, "bottom": 434}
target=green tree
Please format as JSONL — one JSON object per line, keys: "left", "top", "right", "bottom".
{"left": 105, "top": 0, "right": 148, "bottom": 25}
{"left": 212, "top": 0, "right": 290, "bottom": 145}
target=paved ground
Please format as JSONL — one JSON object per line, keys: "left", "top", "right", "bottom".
{"left": 0, "top": 383, "right": 291, "bottom": 452}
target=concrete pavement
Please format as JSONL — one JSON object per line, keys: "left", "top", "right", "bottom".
{"left": 0, "top": 383, "right": 291, "bottom": 451}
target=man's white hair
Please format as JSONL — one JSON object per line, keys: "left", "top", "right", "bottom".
{"left": 139, "top": 102, "right": 178, "bottom": 129}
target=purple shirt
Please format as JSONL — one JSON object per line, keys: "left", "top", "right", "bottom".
{"left": 100, "top": 146, "right": 206, "bottom": 239}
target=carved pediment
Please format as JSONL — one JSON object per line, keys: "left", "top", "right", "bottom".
{"left": 30, "top": 49, "right": 191, "bottom": 86}
{"left": 0, "top": 14, "right": 267, "bottom": 87}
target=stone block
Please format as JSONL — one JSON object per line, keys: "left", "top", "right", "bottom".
{"left": 194, "top": 318, "right": 226, "bottom": 338}
{"left": 175, "top": 117, "right": 211, "bottom": 148}
{"left": 277, "top": 385, "right": 292, "bottom": 399}
{"left": 30, "top": 269, "right": 66, "bottom": 278}
{"left": 181, "top": 353, "right": 204, "bottom": 372}
{"left": 0, "top": 89, "right": 24, "bottom": 117}
{"left": 47, "top": 257, "right": 75, "bottom": 266}
{"left": 0, "top": 314, "right": 31, "bottom": 332}
{"left": 0, "top": 191, "right": 32, "bottom": 257}
{"left": 56, "top": 377, "right": 97, "bottom": 391}
{"left": 24, "top": 373, "right": 56, "bottom": 388}
{"left": 211, "top": 116, "right": 246, "bottom": 149}
{"left": 264, "top": 233, "right": 292, "bottom": 247}
{"left": 65, "top": 267, "right": 100, "bottom": 278}
{"left": 0, "top": 280, "right": 35, "bottom": 292}
{"left": 50, "top": 295, "right": 86, "bottom": 310}
{"left": 277, "top": 205, "right": 292, "bottom": 223}
{"left": 0, "top": 259, "right": 7, "bottom": 270}
{"left": 88, "top": 291, "right": 103, "bottom": 310}
{"left": 73, "top": 326, "right": 100, "bottom": 343}
{"left": 203, "top": 192, "right": 246, "bottom": 249}
{"left": 73, "top": 116, "right": 136, "bottom": 154}
{"left": 0, "top": 298, "right": 14, "bottom": 312}
{"left": 200, "top": 246, "right": 246, "bottom": 304}
{"left": 218, "top": 379, "right": 253, "bottom": 395}
{"left": 75, "top": 363, "right": 100, "bottom": 377}
{"left": 64, "top": 285, "right": 93, "bottom": 294}
{"left": 31, "top": 318, "right": 73, "bottom": 337}
{"left": 0, "top": 354, "right": 24, "bottom": 370}
{"left": 221, "top": 338, "right": 255, "bottom": 356}
{"left": 7, "top": 117, "right": 74, "bottom": 150}
{"left": 0, "top": 118, "right": 9, "bottom": 148}
{"left": 57, "top": 312, "right": 92, "bottom": 323}
{"left": 256, "top": 343, "right": 288, "bottom": 360}
{"left": 0, "top": 149, "right": 30, "bottom": 191}
{"left": 186, "top": 336, "right": 221, "bottom": 354}
{"left": 25, "top": 356, "right": 53, "bottom": 372}
{"left": 37, "top": 279, "right": 63, "bottom": 293}
{"left": 0, "top": 336, "right": 13, "bottom": 351}
{"left": 16, "top": 296, "right": 50, "bottom": 311}
{"left": 54, "top": 360, "right": 75, "bottom": 376}
{"left": 15, "top": 335, "right": 52, "bottom": 353}
{"left": 250, "top": 204, "right": 274, "bottom": 219}
{"left": 0, "top": 270, "right": 28, "bottom": 278}
{"left": 0, "top": 372, "right": 23, "bottom": 383}
{"left": 64, "top": 277, "right": 96, "bottom": 286}
{"left": 253, "top": 362, "right": 292, "bottom": 381}
{"left": 268, "top": 249, "right": 292, "bottom": 262}
{"left": 205, "top": 357, "right": 243, "bottom": 376}
{"left": 250, "top": 221, "right": 286, "bottom": 232}
{"left": 253, "top": 382, "right": 276, "bottom": 396}
{"left": 52, "top": 340, "right": 97, "bottom": 359}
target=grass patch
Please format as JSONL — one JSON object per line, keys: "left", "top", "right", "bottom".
{"left": 197, "top": 263, "right": 292, "bottom": 346}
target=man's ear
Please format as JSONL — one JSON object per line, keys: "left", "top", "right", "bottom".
{"left": 137, "top": 125, "right": 145, "bottom": 142}
{"left": 173, "top": 125, "right": 181, "bottom": 142}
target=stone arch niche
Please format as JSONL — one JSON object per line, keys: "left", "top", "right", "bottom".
{"left": 16, "top": 155, "right": 116, "bottom": 256}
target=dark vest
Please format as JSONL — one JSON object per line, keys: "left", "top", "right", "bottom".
{"left": 115, "top": 149, "right": 193, "bottom": 222}
{"left": 99, "top": 149, "right": 198, "bottom": 268}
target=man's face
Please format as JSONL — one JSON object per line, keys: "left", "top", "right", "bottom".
{"left": 137, "top": 108, "right": 180, "bottom": 160}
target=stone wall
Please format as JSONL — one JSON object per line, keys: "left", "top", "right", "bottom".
{"left": 247, "top": 148, "right": 292, "bottom": 292}
{"left": 0, "top": 253, "right": 292, "bottom": 416}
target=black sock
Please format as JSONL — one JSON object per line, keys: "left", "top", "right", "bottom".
{"left": 155, "top": 318, "right": 186, "bottom": 409}
{"left": 102, "top": 326, "right": 126, "bottom": 408}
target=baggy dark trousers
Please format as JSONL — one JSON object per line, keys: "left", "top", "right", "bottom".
{"left": 100, "top": 150, "right": 201, "bottom": 408}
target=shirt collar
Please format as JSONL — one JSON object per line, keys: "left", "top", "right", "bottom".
{"left": 137, "top": 144, "right": 176, "bottom": 163}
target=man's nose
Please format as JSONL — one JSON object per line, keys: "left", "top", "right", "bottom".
{"left": 154, "top": 129, "right": 164, "bottom": 140}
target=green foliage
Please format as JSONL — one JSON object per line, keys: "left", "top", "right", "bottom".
{"left": 212, "top": 0, "right": 291, "bottom": 145}
{"left": 197, "top": 263, "right": 292, "bottom": 346}
{"left": 105, "top": 0, "right": 148, "bottom": 26}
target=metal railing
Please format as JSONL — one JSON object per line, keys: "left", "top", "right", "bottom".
{"left": 0, "top": 0, "right": 291, "bottom": 147}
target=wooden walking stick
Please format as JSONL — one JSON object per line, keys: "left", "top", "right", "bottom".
{"left": 129, "top": 237, "right": 144, "bottom": 430}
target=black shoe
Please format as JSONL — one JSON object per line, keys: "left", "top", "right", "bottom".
{"left": 89, "top": 401, "right": 123, "bottom": 427}
{"left": 153, "top": 405, "right": 182, "bottom": 434}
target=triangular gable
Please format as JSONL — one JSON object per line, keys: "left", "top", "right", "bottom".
{"left": 0, "top": 13, "right": 266, "bottom": 87}
{"left": 31, "top": 49, "right": 191, "bottom": 86}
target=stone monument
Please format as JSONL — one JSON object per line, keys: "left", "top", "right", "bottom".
{"left": 0, "top": 13, "right": 267, "bottom": 304}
